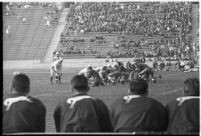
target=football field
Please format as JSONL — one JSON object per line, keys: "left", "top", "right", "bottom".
{"left": 3, "top": 67, "right": 199, "bottom": 132}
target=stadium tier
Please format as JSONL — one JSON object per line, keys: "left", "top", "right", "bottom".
{"left": 58, "top": 2, "right": 197, "bottom": 60}
{"left": 3, "top": 3, "right": 58, "bottom": 60}
{"left": 3, "top": 2, "right": 199, "bottom": 61}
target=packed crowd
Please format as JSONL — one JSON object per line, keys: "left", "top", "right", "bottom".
{"left": 65, "top": 2, "right": 192, "bottom": 36}
{"left": 62, "top": 45, "right": 86, "bottom": 55}
{"left": 104, "top": 30, "right": 192, "bottom": 59}
{"left": 59, "top": 2, "right": 193, "bottom": 60}
{"left": 3, "top": 71, "right": 199, "bottom": 134}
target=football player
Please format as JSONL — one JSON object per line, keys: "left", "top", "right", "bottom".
{"left": 50, "top": 59, "right": 63, "bottom": 84}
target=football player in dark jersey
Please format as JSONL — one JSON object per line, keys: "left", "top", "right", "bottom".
{"left": 3, "top": 73, "right": 46, "bottom": 133}
{"left": 166, "top": 78, "right": 199, "bottom": 134}
{"left": 110, "top": 78, "right": 167, "bottom": 132}
{"left": 53, "top": 75, "right": 113, "bottom": 132}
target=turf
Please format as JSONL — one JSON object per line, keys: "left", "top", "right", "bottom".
{"left": 3, "top": 69, "right": 199, "bottom": 132}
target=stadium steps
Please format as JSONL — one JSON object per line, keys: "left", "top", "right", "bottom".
{"left": 4, "top": 6, "right": 57, "bottom": 60}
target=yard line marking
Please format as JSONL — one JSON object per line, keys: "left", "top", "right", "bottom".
{"left": 160, "top": 87, "right": 183, "bottom": 95}
{"left": 39, "top": 93, "right": 53, "bottom": 97}
{"left": 152, "top": 87, "right": 183, "bottom": 98}
{"left": 35, "top": 90, "right": 71, "bottom": 97}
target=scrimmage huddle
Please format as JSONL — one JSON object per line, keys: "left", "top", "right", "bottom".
{"left": 50, "top": 52, "right": 162, "bottom": 86}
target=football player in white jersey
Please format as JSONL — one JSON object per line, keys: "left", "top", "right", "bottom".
{"left": 50, "top": 59, "right": 63, "bottom": 84}
{"left": 53, "top": 52, "right": 62, "bottom": 62}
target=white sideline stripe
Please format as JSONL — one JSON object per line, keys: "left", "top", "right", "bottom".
{"left": 39, "top": 93, "right": 53, "bottom": 97}
{"left": 37, "top": 90, "right": 70, "bottom": 97}
{"left": 154, "top": 87, "right": 183, "bottom": 97}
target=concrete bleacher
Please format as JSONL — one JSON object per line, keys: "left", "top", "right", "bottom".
{"left": 3, "top": 6, "right": 57, "bottom": 60}
{"left": 58, "top": 31, "right": 167, "bottom": 59}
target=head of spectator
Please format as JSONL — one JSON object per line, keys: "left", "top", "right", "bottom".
{"left": 71, "top": 75, "right": 90, "bottom": 95}
{"left": 183, "top": 78, "right": 199, "bottom": 96}
{"left": 128, "top": 78, "right": 148, "bottom": 96}
{"left": 56, "top": 52, "right": 60, "bottom": 57}
{"left": 10, "top": 73, "right": 30, "bottom": 95}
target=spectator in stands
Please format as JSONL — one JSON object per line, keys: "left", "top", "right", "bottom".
{"left": 66, "top": 2, "right": 192, "bottom": 37}
{"left": 6, "top": 25, "right": 11, "bottom": 36}
{"left": 3, "top": 73, "right": 46, "bottom": 133}
{"left": 46, "top": 19, "right": 50, "bottom": 26}
{"left": 53, "top": 75, "right": 113, "bottom": 132}
{"left": 5, "top": 4, "right": 10, "bottom": 15}
{"left": 110, "top": 78, "right": 167, "bottom": 132}
{"left": 166, "top": 78, "right": 199, "bottom": 134}
{"left": 22, "top": 17, "right": 27, "bottom": 23}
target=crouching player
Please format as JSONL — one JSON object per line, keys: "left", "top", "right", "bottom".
{"left": 98, "top": 66, "right": 109, "bottom": 85}
{"left": 79, "top": 66, "right": 104, "bottom": 87}
{"left": 138, "top": 64, "right": 161, "bottom": 83}
{"left": 86, "top": 66, "right": 104, "bottom": 87}
{"left": 50, "top": 59, "right": 63, "bottom": 84}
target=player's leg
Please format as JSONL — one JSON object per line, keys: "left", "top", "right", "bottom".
{"left": 107, "top": 76, "right": 116, "bottom": 85}
{"left": 120, "top": 72, "right": 129, "bottom": 84}
{"left": 107, "top": 72, "right": 117, "bottom": 85}
{"left": 50, "top": 69, "right": 54, "bottom": 84}
{"left": 149, "top": 69, "right": 156, "bottom": 83}
{"left": 99, "top": 71, "right": 106, "bottom": 85}
{"left": 58, "top": 73, "right": 62, "bottom": 83}
{"left": 55, "top": 73, "right": 59, "bottom": 83}
{"left": 58, "top": 75, "right": 61, "bottom": 83}
{"left": 91, "top": 77, "right": 100, "bottom": 87}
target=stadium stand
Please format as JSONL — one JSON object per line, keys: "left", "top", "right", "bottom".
{"left": 3, "top": 3, "right": 59, "bottom": 60}
{"left": 3, "top": 2, "right": 199, "bottom": 64}
{"left": 57, "top": 2, "right": 195, "bottom": 60}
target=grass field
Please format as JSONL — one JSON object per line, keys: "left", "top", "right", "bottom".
{"left": 3, "top": 68, "right": 199, "bottom": 133}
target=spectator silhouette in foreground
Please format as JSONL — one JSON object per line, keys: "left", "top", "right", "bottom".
{"left": 110, "top": 78, "right": 167, "bottom": 133}
{"left": 166, "top": 78, "right": 199, "bottom": 134}
{"left": 53, "top": 75, "right": 113, "bottom": 132}
{"left": 3, "top": 73, "right": 46, "bottom": 133}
